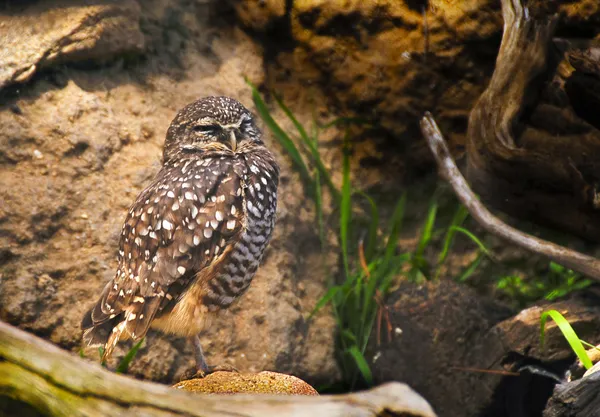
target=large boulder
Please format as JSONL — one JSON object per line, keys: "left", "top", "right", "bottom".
{"left": 234, "top": 0, "right": 600, "bottom": 191}
{"left": 0, "top": 0, "right": 338, "bottom": 385}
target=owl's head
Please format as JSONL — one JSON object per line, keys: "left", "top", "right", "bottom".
{"left": 163, "top": 96, "right": 262, "bottom": 163}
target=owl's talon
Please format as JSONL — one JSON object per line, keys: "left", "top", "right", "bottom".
{"left": 193, "top": 369, "right": 207, "bottom": 379}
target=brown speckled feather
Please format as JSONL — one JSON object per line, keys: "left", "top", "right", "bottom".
{"left": 83, "top": 156, "right": 245, "bottom": 357}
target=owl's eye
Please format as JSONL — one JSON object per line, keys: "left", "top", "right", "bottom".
{"left": 193, "top": 124, "right": 221, "bottom": 134}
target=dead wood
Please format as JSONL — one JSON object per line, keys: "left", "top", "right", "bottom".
{"left": 0, "top": 321, "right": 436, "bottom": 417}
{"left": 543, "top": 370, "right": 600, "bottom": 417}
{"left": 419, "top": 0, "right": 600, "bottom": 280}
{"left": 466, "top": 0, "right": 600, "bottom": 241}
{"left": 420, "top": 113, "right": 600, "bottom": 282}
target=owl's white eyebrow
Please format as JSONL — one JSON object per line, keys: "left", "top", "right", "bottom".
{"left": 181, "top": 144, "right": 202, "bottom": 151}
{"left": 219, "top": 119, "right": 243, "bottom": 130}
{"left": 197, "top": 117, "right": 217, "bottom": 125}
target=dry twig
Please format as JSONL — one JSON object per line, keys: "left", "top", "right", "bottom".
{"left": 420, "top": 113, "right": 600, "bottom": 282}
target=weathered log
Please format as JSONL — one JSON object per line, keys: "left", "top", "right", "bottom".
{"left": 466, "top": 0, "right": 600, "bottom": 241}
{"left": 543, "top": 370, "right": 600, "bottom": 417}
{"left": 0, "top": 321, "right": 436, "bottom": 417}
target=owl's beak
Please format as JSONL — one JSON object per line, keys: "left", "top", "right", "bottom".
{"left": 229, "top": 130, "right": 237, "bottom": 152}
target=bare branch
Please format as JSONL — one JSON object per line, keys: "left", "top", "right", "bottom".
{"left": 420, "top": 113, "right": 600, "bottom": 282}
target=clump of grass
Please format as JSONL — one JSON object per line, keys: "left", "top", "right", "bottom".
{"left": 248, "top": 82, "right": 594, "bottom": 389}
{"left": 248, "top": 82, "right": 486, "bottom": 387}
{"left": 407, "top": 197, "right": 490, "bottom": 283}
{"left": 497, "top": 262, "right": 592, "bottom": 307}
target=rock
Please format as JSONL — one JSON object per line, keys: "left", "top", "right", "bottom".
{"left": 173, "top": 371, "right": 318, "bottom": 395}
{"left": 0, "top": 0, "right": 338, "bottom": 386}
{"left": 370, "top": 279, "right": 513, "bottom": 417}
{"left": 234, "top": 0, "right": 286, "bottom": 32}
{"left": 233, "top": 0, "right": 600, "bottom": 194}
{"left": 0, "top": 0, "right": 145, "bottom": 89}
{"left": 240, "top": 0, "right": 505, "bottom": 176}
{"left": 289, "top": 0, "right": 502, "bottom": 138}
{"left": 488, "top": 296, "right": 600, "bottom": 363}
{"left": 371, "top": 279, "right": 600, "bottom": 417}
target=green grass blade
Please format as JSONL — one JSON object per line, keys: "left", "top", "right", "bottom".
{"left": 383, "top": 194, "right": 407, "bottom": 263}
{"left": 540, "top": 309, "right": 592, "bottom": 369}
{"left": 98, "top": 347, "right": 107, "bottom": 368}
{"left": 549, "top": 261, "right": 565, "bottom": 274}
{"left": 380, "top": 253, "right": 411, "bottom": 294}
{"left": 247, "top": 81, "right": 312, "bottom": 184}
{"left": 456, "top": 252, "right": 483, "bottom": 282}
{"left": 347, "top": 345, "right": 373, "bottom": 385}
{"left": 340, "top": 136, "right": 352, "bottom": 278}
{"left": 311, "top": 122, "right": 325, "bottom": 246}
{"left": 309, "top": 286, "right": 342, "bottom": 319}
{"left": 438, "top": 205, "right": 469, "bottom": 265}
{"left": 580, "top": 340, "right": 600, "bottom": 352}
{"left": 408, "top": 256, "right": 431, "bottom": 282}
{"left": 116, "top": 338, "right": 145, "bottom": 374}
{"left": 273, "top": 93, "right": 310, "bottom": 144}
{"left": 314, "top": 168, "right": 325, "bottom": 246}
{"left": 450, "top": 226, "right": 490, "bottom": 256}
{"left": 273, "top": 93, "right": 340, "bottom": 202}
{"left": 355, "top": 190, "right": 379, "bottom": 262}
{"left": 341, "top": 329, "right": 357, "bottom": 344}
{"left": 353, "top": 271, "right": 364, "bottom": 322}
{"left": 415, "top": 199, "right": 438, "bottom": 258}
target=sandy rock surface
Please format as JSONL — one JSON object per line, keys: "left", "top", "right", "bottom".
{"left": 173, "top": 371, "right": 318, "bottom": 395}
{"left": 0, "top": 0, "right": 338, "bottom": 385}
{"left": 0, "top": 0, "right": 145, "bottom": 89}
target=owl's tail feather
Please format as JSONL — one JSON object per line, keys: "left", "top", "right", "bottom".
{"left": 81, "top": 281, "right": 118, "bottom": 347}
{"left": 82, "top": 314, "right": 119, "bottom": 347}
{"left": 82, "top": 295, "right": 162, "bottom": 362}
{"left": 125, "top": 295, "right": 162, "bottom": 341}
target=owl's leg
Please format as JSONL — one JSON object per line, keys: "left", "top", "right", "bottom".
{"left": 192, "top": 335, "right": 209, "bottom": 375}
{"left": 191, "top": 335, "right": 238, "bottom": 378}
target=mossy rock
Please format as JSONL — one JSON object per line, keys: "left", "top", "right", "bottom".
{"left": 173, "top": 371, "right": 318, "bottom": 395}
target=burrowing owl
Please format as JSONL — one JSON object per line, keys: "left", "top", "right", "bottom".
{"left": 81, "top": 96, "right": 279, "bottom": 375}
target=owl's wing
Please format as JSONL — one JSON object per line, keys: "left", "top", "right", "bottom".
{"left": 82, "top": 157, "right": 245, "bottom": 357}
